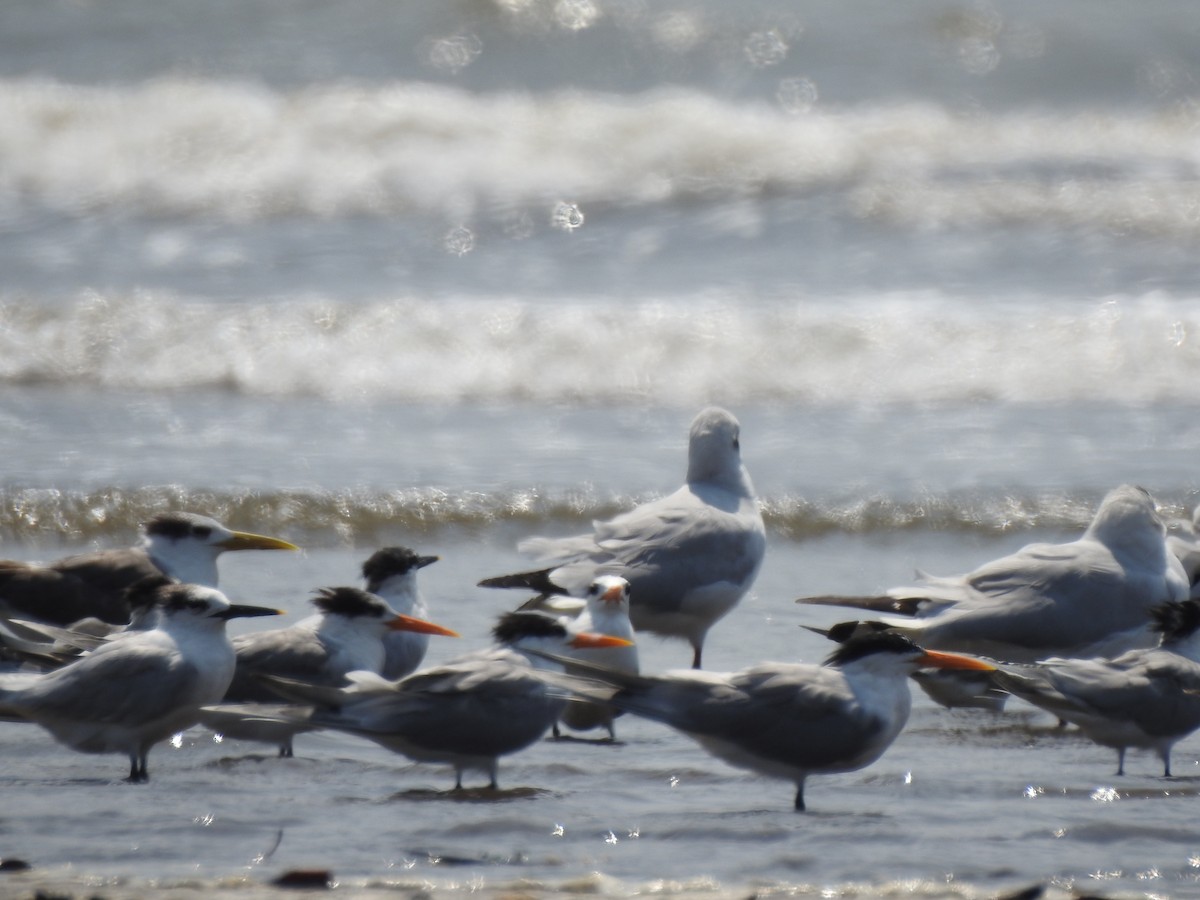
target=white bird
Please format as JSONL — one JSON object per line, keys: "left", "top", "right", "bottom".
{"left": 359, "top": 547, "right": 442, "bottom": 680}
{"left": 521, "top": 574, "right": 639, "bottom": 740}
{"left": 1166, "top": 503, "right": 1200, "bottom": 597}
{"left": 0, "top": 512, "right": 298, "bottom": 627}
{"left": 480, "top": 407, "right": 766, "bottom": 669}
{"left": 198, "top": 586, "right": 460, "bottom": 756}
{"left": 217, "top": 610, "right": 633, "bottom": 791}
{"left": 992, "top": 600, "right": 1200, "bottom": 776}
{"left": 0, "top": 582, "right": 281, "bottom": 781}
{"left": 535, "top": 631, "right": 995, "bottom": 811}
{"left": 798, "top": 485, "right": 1189, "bottom": 664}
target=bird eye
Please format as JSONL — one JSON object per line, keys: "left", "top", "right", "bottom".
{"left": 192, "top": 526, "right": 212, "bottom": 539}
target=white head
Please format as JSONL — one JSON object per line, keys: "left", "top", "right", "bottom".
{"left": 1084, "top": 485, "right": 1167, "bottom": 561}
{"left": 311, "top": 586, "right": 457, "bottom": 639}
{"left": 140, "top": 512, "right": 298, "bottom": 586}
{"left": 825, "top": 632, "right": 996, "bottom": 679}
{"left": 491, "top": 611, "right": 633, "bottom": 670}
{"left": 584, "top": 575, "right": 631, "bottom": 616}
{"left": 685, "top": 407, "right": 750, "bottom": 491}
{"left": 361, "top": 546, "right": 438, "bottom": 615}
{"left": 152, "top": 582, "right": 282, "bottom": 631}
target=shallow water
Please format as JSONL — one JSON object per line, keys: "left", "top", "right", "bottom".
{"left": 4, "top": 525, "right": 1200, "bottom": 899}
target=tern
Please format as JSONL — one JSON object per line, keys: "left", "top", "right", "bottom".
{"left": 223, "top": 610, "right": 632, "bottom": 791}
{"left": 520, "top": 574, "right": 638, "bottom": 740}
{"left": 0, "top": 512, "right": 298, "bottom": 627}
{"left": 992, "top": 600, "right": 1200, "bottom": 776}
{"left": 479, "top": 407, "right": 766, "bottom": 669}
{"left": 534, "top": 631, "right": 995, "bottom": 811}
{"left": 359, "top": 547, "right": 442, "bottom": 680}
{"left": 198, "top": 586, "right": 459, "bottom": 756}
{"left": 0, "top": 582, "right": 281, "bottom": 781}
{"left": 798, "top": 485, "right": 1189, "bottom": 663}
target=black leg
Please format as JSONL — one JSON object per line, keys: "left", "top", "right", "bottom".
{"left": 126, "top": 754, "right": 149, "bottom": 783}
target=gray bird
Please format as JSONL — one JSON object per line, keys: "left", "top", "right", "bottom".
{"left": 535, "top": 631, "right": 995, "bottom": 811}
{"left": 0, "top": 582, "right": 280, "bottom": 781}
{"left": 480, "top": 407, "right": 765, "bottom": 669}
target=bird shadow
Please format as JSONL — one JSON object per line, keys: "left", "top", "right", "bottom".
{"left": 389, "top": 786, "right": 551, "bottom": 803}
{"left": 548, "top": 734, "right": 627, "bottom": 747}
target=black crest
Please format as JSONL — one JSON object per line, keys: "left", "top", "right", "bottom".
{"left": 361, "top": 547, "right": 437, "bottom": 588}
{"left": 491, "top": 610, "right": 569, "bottom": 646}
{"left": 154, "top": 583, "right": 213, "bottom": 614}
{"left": 824, "top": 630, "right": 922, "bottom": 667}
{"left": 312, "top": 587, "right": 386, "bottom": 619}
{"left": 144, "top": 512, "right": 212, "bottom": 542}
{"left": 1151, "top": 600, "right": 1200, "bottom": 643}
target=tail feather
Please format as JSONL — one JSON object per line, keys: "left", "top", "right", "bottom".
{"left": 795, "top": 594, "right": 927, "bottom": 616}
{"left": 989, "top": 667, "right": 1078, "bottom": 718}
{"left": 803, "top": 620, "right": 896, "bottom": 643}
{"left": 199, "top": 702, "right": 314, "bottom": 727}
{"left": 524, "top": 648, "right": 649, "bottom": 695}
{"left": 254, "top": 674, "right": 356, "bottom": 708}
{"left": 477, "top": 567, "right": 568, "bottom": 596}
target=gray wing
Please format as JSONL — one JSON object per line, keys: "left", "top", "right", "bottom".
{"left": 534, "top": 487, "right": 765, "bottom": 613}
{"left": 911, "top": 539, "right": 1174, "bottom": 656}
{"left": 226, "top": 628, "right": 334, "bottom": 701}
{"left": 996, "top": 652, "right": 1200, "bottom": 737}
{"left": 315, "top": 651, "right": 558, "bottom": 756}
{"left": 2, "top": 637, "right": 200, "bottom": 727}
{"left": 614, "top": 664, "right": 885, "bottom": 770}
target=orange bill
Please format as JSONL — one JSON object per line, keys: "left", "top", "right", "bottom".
{"left": 570, "top": 632, "right": 635, "bottom": 649}
{"left": 917, "top": 650, "right": 996, "bottom": 671}
{"left": 386, "top": 614, "right": 459, "bottom": 637}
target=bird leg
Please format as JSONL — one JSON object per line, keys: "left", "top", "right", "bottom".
{"left": 793, "top": 781, "right": 806, "bottom": 812}
{"left": 126, "top": 754, "right": 149, "bottom": 783}
{"left": 1115, "top": 748, "right": 1126, "bottom": 777}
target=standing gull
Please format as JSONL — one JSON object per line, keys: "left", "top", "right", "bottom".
{"left": 798, "top": 485, "right": 1189, "bottom": 663}
{"left": 0, "top": 512, "right": 298, "bottom": 627}
{"left": 480, "top": 407, "right": 765, "bottom": 668}
{"left": 535, "top": 631, "right": 994, "bottom": 811}
{"left": 0, "top": 582, "right": 281, "bottom": 781}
